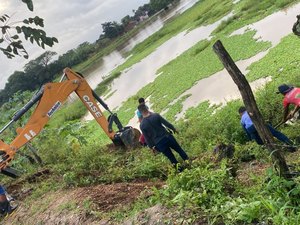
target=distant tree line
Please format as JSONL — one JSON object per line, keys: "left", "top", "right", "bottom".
{"left": 99, "top": 0, "right": 179, "bottom": 41}
{"left": 0, "top": 0, "right": 179, "bottom": 106}
{"left": 0, "top": 42, "right": 95, "bottom": 105}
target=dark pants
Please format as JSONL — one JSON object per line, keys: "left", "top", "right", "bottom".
{"left": 155, "top": 134, "right": 189, "bottom": 165}
{"left": 247, "top": 124, "right": 293, "bottom": 145}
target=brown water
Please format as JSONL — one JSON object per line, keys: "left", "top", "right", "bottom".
{"left": 85, "top": 0, "right": 200, "bottom": 90}
{"left": 173, "top": 50, "right": 270, "bottom": 119}
{"left": 102, "top": 13, "right": 233, "bottom": 110}
{"left": 231, "top": 2, "right": 300, "bottom": 45}
{"left": 85, "top": 51, "right": 125, "bottom": 89}
{"left": 172, "top": 2, "right": 300, "bottom": 119}
{"left": 84, "top": 2, "right": 300, "bottom": 122}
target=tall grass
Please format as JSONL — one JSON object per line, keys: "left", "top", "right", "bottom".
{"left": 3, "top": 0, "right": 300, "bottom": 224}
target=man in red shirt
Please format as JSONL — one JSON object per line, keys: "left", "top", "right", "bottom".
{"left": 277, "top": 84, "right": 300, "bottom": 121}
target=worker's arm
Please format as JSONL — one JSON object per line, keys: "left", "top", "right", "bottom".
{"left": 288, "top": 105, "right": 300, "bottom": 119}
{"left": 136, "top": 110, "right": 143, "bottom": 123}
{"left": 158, "top": 114, "right": 177, "bottom": 133}
{"left": 283, "top": 106, "right": 290, "bottom": 122}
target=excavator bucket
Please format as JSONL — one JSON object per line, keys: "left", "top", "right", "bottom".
{"left": 114, "top": 127, "right": 141, "bottom": 148}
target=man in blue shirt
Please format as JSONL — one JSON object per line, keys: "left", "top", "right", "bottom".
{"left": 136, "top": 98, "right": 146, "bottom": 122}
{"left": 239, "top": 106, "right": 295, "bottom": 151}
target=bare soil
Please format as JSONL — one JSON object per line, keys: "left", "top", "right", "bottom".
{"left": 3, "top": 180, "right": 164, "bottom": 225}
{"left": 236, "top": 160, "right": 269, "bottom": 186}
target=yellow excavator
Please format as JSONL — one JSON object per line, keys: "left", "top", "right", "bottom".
{"left": 0, "top": 68, "right": 141, "bottom": 177}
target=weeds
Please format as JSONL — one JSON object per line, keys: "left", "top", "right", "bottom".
{"left": 2, "top": 0, "right": 300, "bottom": 224}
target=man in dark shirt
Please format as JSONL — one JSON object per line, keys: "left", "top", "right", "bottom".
{"left": 138, "top": 104, "right": 189, "bottom": 169}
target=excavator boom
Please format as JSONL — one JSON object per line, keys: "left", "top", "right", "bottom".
{"left": 0, "top": 68, "right": 140, "bottom": 175}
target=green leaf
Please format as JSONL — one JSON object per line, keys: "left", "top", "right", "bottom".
{"left": 1, "top": 25, "right": 9, "bottom": 34}
{"left": 52, "top": 37, "right": 58, "bottom": 43}
{"left": 33, "top": 16, "right": 44, "bottom": 27}
{"left": 6, "top": 45, "right": 12, "bottom": 52}
{"left": 12, "top": 47, "right": 18, "bottom": 55}
{"left": 16, "top": 26, "right": 22, "bottom": 33}
{"left": 22, "top": 0, "right": 34, "bottom": 11}
{"left": 23, "top": 19, "right": 29, "bottom": 24}
{"left": 11, "top": 35, "right": 19, "bottom": 40}
{"left": 21, "top": 26, "right": 30, "bottom": 39}
{"left": 29, "top": 36, "right": 34, "bottom": 44}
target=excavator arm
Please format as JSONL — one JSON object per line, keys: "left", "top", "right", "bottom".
{"left": 0, "top": 68, "right": 140, "bottom": 176}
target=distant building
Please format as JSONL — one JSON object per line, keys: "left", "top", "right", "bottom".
{"left": 139, "top": 13, "right": 149, "bottom": 22}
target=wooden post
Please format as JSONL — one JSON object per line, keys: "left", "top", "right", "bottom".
{"left": 212, "top": 40, "right": 289, "bottom": 177}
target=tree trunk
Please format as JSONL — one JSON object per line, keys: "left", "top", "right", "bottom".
{"left": 212, "top": 40, "right": 289, "bottom": 178}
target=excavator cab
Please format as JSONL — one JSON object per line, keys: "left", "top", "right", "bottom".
{"left": 0, "top": 68, "right": 141, "bottom": 177}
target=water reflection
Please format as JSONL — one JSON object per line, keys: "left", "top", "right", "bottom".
{"left": 174, "top": 51, "right": 270, "bottom": 119}
{"left": 121, "top": 19, "right": 164, "bottom": 53}
{"left": 173, "top": 2, "right": 300, "bottom": 119}
{"left": 105, "top": 13, "right": 233, "bottom": 110}
{"left": 86, "top": 0, "right": 200, "bottom": 89}
{"left": 85, "top": 51, "right": 125, "bottom": 89}
{"left": 83, "top": 1, "right": 300, "bottom": 123}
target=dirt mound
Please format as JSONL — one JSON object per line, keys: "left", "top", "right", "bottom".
{"left": 79, "top": 181, "right": 163, "bottom": 212}
{"left": 4, "top": 180, "right": 164, "bottom": 225}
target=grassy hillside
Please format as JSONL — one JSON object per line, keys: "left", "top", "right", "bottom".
{"left": 1, "top": 0, "right": 300, "bottom": 224}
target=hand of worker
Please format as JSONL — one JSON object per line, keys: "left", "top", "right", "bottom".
{"left": 151, "top": 146, "right": 159, "bottom": 155}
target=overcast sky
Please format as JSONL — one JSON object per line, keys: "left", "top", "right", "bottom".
{"left": 0, "top": 0, "right": 149, "bottom": 88}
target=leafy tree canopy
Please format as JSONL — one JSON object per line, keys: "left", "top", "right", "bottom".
{"left": 0, "top": 0, "right": 58, "bottom": 59}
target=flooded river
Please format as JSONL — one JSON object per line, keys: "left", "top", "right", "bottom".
{"left": 173, "top": 2, "right": 300, "bottom": 119}
{"left": 174, "top": 51, "right": 271, "bottom": 119}
{"left": 231, "top": 3, "right": 300, "bottom": 46}
{"left": 85, "top": 0, "right": 200, "bottom": 90}
{"left": 84, "top": 1, "right": 300, "bottom": 122}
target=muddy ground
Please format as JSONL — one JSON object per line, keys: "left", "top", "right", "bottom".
{"left": 3, "top": 180, "right": 164, "bottom": 225}
{"left": 2, "top": 154, "right": 292, "bottom": 225}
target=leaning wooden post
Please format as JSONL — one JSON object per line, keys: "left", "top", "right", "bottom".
{"left": 212, "top": 40, "right": 289, "bottom": 178}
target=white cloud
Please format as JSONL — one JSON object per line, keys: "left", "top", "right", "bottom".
{"left": 0, "top": 0, "right": 149, "bottom": 89}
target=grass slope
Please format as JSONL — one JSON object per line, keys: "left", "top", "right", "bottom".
{"left": 2, "top": 0, "right": 300, "bottom": 224}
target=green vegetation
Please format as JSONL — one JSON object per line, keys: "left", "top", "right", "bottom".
{"left": 97, "top": 0, "right": 300, "bottom": 91}
{"left": 213, "top": 0, "right": 300, "bottom": 35}
{"left": 247, "top": 34, "right": 300, "bottom": 81}
{"left": 104, "top": 0, "right": 234, "bottom": 83}
{"left": 2, "top": 0, "right": 300, "bottom": 224}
